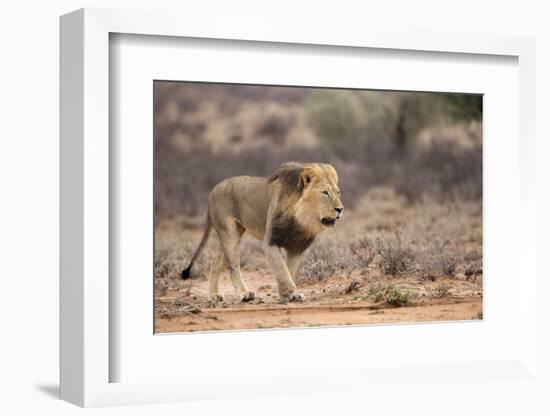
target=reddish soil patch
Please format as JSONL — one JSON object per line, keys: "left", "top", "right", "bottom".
{"left": 155, "top": 271, "right": 482, "bottom": 333}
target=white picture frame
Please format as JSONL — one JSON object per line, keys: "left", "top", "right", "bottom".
{"left": 60, "top": 8, "right": 537, "bottom": 408}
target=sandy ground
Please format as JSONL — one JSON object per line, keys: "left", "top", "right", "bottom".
{"left": 155, "top": 270, "right": 482, "bottom": 333}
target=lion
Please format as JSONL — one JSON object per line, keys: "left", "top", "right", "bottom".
{"left": 180, "top": 162, "right": 344, "bottom": 303}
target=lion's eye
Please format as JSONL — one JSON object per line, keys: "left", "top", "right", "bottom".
{"left": 322, "top": 191, "right": 330, "bottom": 197}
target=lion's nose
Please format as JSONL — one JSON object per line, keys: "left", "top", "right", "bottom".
{"left": 335, "top": 207, "right": 343, "bottom": 214}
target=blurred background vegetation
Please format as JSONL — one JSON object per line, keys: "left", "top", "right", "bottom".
{"left": 154, "top": 82, "right": 482, "bottom": 222}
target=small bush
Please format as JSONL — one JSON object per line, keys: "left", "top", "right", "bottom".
{"left": 385, "top": 285, "right": 415, "bottom": 307}
{"left": 366, "top": 281, "right": 416, "bottom": 307}
{"left": 417, "top": 257, "right": 438, "bottom": 281}
{"left": 417, "top": 237, "right": 459, "bottom": 279}
{"left": 366, "top": 280, "right": 390, "bottom": 303}
{"left": 432, "top": 281, "right": 452, "bottom": 298}
{"left": 435, "top": 247, "right": 458, "bottom": 277}
{"left": 376, "top": 228, "right": 415, "bottom": 275}
{"left": 348, "top": 236, "right": 376, "bottom": 270}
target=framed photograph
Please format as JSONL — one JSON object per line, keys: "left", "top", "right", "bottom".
{"left": 152, "top": 81, "right": 484, "bottom": 334}
{"left": 60, "top": 8, "right": 537, "bottom": 407}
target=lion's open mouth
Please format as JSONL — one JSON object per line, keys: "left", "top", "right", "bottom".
{"left": 321, "top": 217, "right": 337, "bottom": 227}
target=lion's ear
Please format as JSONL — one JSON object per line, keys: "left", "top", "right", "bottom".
{"left": 300, "top": 167, "right": 317, "bottom": 188}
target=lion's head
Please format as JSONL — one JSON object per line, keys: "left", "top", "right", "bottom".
{"left": 269, "top": 162, "right": 344, "bottom": 235}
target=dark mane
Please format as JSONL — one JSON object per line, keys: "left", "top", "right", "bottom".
{"left": 269, "top": 212, "right": 316, "bottom": 255}
{"left": 268, "top": 162, "right": 305, "bottom": 193}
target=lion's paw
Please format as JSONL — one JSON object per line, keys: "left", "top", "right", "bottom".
{"left": 240, "top": 291, "right": 256, "bottom": 303}
{"left": 208, "top": 294, "right": 225, "bottom": 305}
{"left": 290, "top": 292, "right": 305, "bottom": 302}
{"left": 280, "top": 292, "right": 305, "bottom": 304}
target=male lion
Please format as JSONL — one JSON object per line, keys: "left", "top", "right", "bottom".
{"left": 181, "top": 162, "right": 344, "bottom": 303}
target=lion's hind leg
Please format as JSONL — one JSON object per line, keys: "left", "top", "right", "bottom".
{"left": 208, "top": 252, "right": 226, "bottom": 304}
{"left": 216, "top": 223, "right": 255, "bottom": 303}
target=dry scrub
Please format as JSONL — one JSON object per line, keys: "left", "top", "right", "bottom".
{"left": 376, "top": 228, "right": 415, "bottom": 276}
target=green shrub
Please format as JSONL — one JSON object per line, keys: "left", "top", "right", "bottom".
{"left": 432, "top": 281, "right": 452, "bottom": 298}
{"left": 385, "top": 285, "right": 416, "bottom": 306}
{"left": 305, "top": 90, "right": 364, "bottom": 145}
{"left": 366, "top": 280, "right": 416, "bottom": 307}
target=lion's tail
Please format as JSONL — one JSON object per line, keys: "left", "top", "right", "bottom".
{"left": 181, "top": 210, "right": 212, "bottom": 280}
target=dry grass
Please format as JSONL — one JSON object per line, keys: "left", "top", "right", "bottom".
{"left": 239, "top": 237, "right": 267, "bottom": 272}
{"left": 432, "top": 281, "right": 453, "bottom": 298}
{"left": 348, "top": 236, "right": 376, "bottom": 270}
{"left": 375, "top": 227, "right": 415, "bottom": 276}
{"left": 298, "top": 236, "right": 376, "bottom": 282}
{"left": 417, "top": 238, "right": 460, "bottom": 280}
{"left": 154, "top": 234, "right": 217, "bottom": 297}
{"left": 298, "top": 239, "right": 345, "bottom": 281}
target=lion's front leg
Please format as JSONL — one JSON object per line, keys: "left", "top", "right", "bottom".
{"left": 287, "top": 252, "right": 304, "bottom": 281}
{"left": 264, "top": 245, "right": 304, "bottom": 303}
{"left": 285, "top": 252, "right": 305, "bottom": 302}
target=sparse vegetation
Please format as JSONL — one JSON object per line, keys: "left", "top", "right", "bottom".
{"left": 366, "top": 280, "right": 391, "bottom": 303}
{"left": 385, "top": 285, "right": 417, "bottom": 307}
{"left": 435, "top": 244, "right": 458, "bottom": 277}
{"left": 343, "top": 279, "right": 362, "bottom": 294}
{"left": 376, "top": 228, "right": 415, "bottom": 275}
{"left": 239, "top": 238, "right": 267, "bottom": 271}
{"left": 299, "top": 239, "right": 346, "bottom": 281}
{"left": 155, "top": 239, "right": 208, "bottom": 280}
{"left": 298, "top": 236, "right": 377, "bottom": 281}
{"left": 418, "top": 238, "right": 459, "bottom": 279}
{"left": 465, "top": 266, "right": 483, "bottom": 281}
{"left": 348, "top": 236, "right": 376, "bottom": 270}
{"left": 464, "top": 249, "right": 483, "bottom": 281}
{"left": 432, "top": 281, "right": 453, "bottom": 298}
{"left": 366, "top": 280, "right": 417, "bottom": 307}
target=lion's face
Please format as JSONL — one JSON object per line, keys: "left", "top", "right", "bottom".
{"left": 294, "top": 163, "right": 344, "bottom": 234}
